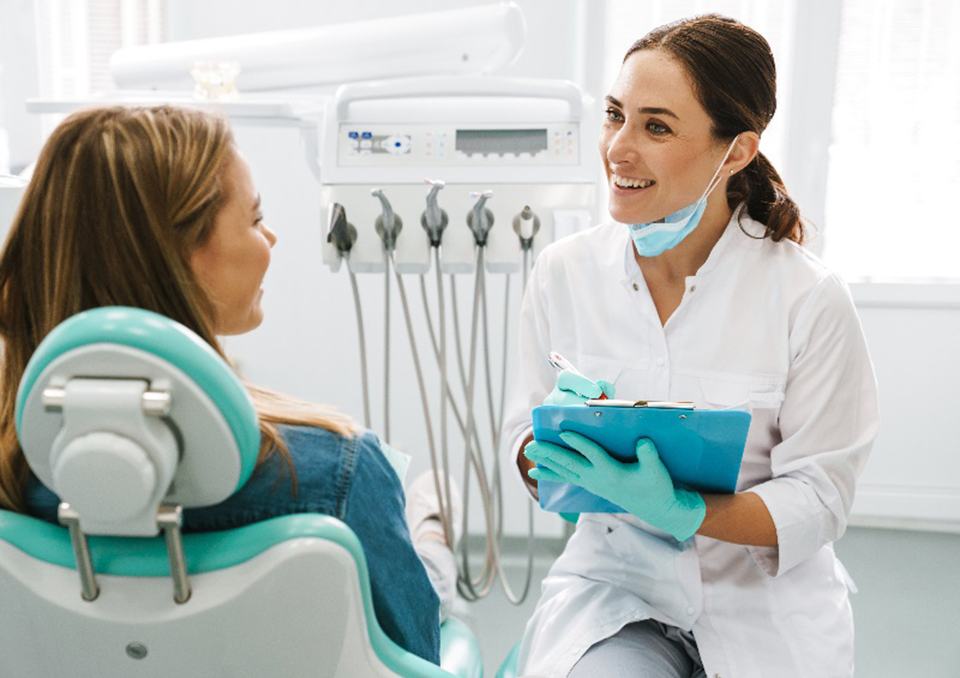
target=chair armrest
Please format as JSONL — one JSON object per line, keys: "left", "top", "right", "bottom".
{"left": 495, "top": 642, "right": 520, "bottom": 678}
{"left": 440, "top": 616, "right": 483, "bottom": 678}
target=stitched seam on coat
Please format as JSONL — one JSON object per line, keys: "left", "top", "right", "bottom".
{"left": 335, "top": 433, "right": 358, "bottom": 520}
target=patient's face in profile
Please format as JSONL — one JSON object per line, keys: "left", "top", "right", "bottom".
{"left": 190, "top": 150, "right": 277, "bottom": 335}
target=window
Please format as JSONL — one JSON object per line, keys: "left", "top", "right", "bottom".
{"left": 823, "top": 0, "right": 960, "bottom": 281}
{"left": 35, "top": 0, "right": 165, "bottom": 99}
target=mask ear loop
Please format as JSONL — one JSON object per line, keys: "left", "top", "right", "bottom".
{"left": 698, "top": 134, "right": 741, "bottom": 202}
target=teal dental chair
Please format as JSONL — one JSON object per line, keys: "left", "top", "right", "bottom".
{"left": 0, "top": 306, "right": 482, "bottom": 677}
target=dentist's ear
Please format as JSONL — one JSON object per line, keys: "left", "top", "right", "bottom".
{"left": 725, "top": 132, "right": 761, "bottom": 176}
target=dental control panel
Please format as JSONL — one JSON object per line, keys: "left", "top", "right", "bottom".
{"left": 321, "top": 77, "right": 596, "bottom": 274}
{"left": 338, "top": 124, "right": 579, "bottom": 166}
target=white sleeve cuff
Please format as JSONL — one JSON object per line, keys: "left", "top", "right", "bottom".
{"left": 746, "top": 478, "right": 837, "bottom": 577}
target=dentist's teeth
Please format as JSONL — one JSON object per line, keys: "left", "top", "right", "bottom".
{"left": 613, "top": 174, "right": 655, "bottom": 189}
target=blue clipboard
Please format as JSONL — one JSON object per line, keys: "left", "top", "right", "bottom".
{"left": 531, "top": 403, "right": 752, "bottom": 514}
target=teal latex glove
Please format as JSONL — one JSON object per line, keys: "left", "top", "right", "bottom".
{"left": 544, "top": 369, "right": 615, "bottom": 406}
{"left": 540, "top": 370, "right": 614, "bottom": 525}
{"left": 525, "top": 431, "right": 706, "bottom": 541}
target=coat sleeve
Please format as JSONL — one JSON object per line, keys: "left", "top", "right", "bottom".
{"left": 500, "top": 250, "right": 559, "bottom": 494}
{"left": 747, "top": 273, "right": 880, "bottom": 576}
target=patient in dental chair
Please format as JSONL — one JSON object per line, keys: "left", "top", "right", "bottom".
{"left": 0, "top": 105, "right": 457, "bottom": 665}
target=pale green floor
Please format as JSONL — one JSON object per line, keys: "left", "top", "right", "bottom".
{"left": 459, "top": 527, "right": 960, "bottom": 677}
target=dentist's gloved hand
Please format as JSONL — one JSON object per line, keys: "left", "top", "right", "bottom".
{"left": 524, "top": 431, "right": 706, "bottom": 541}
{"left": 536, "top": 370, "right": 614, "bottom": 524}
{"left": 544, "top": 370, "right": 615, "bottom": 406}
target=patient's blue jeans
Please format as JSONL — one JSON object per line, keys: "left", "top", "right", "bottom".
{"left": 25, "top": 425, "right": 442, "bottom": 665}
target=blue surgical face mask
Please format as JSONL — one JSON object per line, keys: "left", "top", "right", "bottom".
{"left": 627, "top": 135, "right": 740, "bottom": 258}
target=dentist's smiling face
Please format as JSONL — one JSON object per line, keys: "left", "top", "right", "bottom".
{"left": 599, "top": 49, "right": 732, "bottom": 225}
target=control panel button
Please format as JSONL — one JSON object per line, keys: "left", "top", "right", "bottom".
{"left": 383, "top": 134, "right": 412, "bottom": 155}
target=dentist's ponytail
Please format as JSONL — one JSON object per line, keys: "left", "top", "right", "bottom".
{"left": 729, "top": 150, "right": 802, "bottom": 244}
{"left": 625, "top": 14, "right": 804, "bottom": 244}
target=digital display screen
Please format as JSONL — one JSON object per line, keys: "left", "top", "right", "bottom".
{"left": 455, "top": 129, "right": 549, "bottom": 155}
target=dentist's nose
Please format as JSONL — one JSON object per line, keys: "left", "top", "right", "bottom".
{"left": 605, "top": 126, "right": 637, "bottom": 167}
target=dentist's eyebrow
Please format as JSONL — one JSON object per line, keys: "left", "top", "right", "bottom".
{"left": 605, "top": 95, "right": 679, "bottom": 120}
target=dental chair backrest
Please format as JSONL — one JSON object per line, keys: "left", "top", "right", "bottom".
{"left": 0, "top": 307, "right": 468, "bottom": 677}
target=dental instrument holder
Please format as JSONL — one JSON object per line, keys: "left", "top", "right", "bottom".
{"left": 319, "top": 76, "right": 597, "bottom": 275}
{"left": 512, "top": 205, "right": 540, "bottom": 251}
{"left": 372, "top": 189, "right": 403, "bottom": 252}
{"left": 467, "top": 191, "right": 495, "bottom": 247}
{"left": 327, "top": 202, "right": 358, "bottom": 262}
{"left": 421, "top": 179, "right": 449, "bottom": 248}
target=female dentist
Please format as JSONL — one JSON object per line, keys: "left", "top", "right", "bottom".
{"left": 501, "top": 14, "right": 879, "bottom": 678}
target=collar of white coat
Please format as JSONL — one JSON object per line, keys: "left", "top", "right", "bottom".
{"left": 619, "top": 202, "right": 764, "bottom": 285}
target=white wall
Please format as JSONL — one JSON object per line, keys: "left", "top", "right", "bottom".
{"left": 851, "top": 286, "right": 960, "bottom": 533}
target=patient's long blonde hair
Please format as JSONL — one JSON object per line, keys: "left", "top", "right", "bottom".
{"left": 0, "top": 106, "right": 357, "bottom": 512}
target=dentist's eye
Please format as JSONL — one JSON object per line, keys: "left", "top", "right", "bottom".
{"left": 647, "top": 120, "right": 671, "bottom": 135}
{"left": 604, "top": 107, "right": 624, "bottom": 123}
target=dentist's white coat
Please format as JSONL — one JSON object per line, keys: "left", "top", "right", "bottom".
{"left": 502, "top": 208, "right": 879, "bottom": 677}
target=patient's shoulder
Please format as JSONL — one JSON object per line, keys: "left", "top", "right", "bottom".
{"left": 278, "top": 425, "right": 401, "bottom": 497}
{"left": 278, "top": 423, "right": 348, "bottom": 453}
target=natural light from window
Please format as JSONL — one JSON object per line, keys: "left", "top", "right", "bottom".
{"left": 823, "top": 0, "right": 960, "bottom": 281}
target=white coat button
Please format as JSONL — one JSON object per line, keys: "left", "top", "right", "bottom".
{"left": 632, "top": 282, "right": 640, "bottom": 291}
{"left": 656, "top": 358, "right": 665, "bottom": 367}
{"left": 689, "top": 284, "right": 697, "bottom": 293}
{"left": 687, "top": 606, "right": 695, "bottom": 615}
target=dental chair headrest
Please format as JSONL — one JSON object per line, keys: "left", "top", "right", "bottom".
{"left": 15, "top": 307, "right": 260, "bottom": 536}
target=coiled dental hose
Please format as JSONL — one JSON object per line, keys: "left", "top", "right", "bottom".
{"left": 348, "top": 270, "right": 371, "bottom": 428}
{"left": 327, "top": 202, "right": 371, "bottom": 429}
{"left": 391, "top": 247, "right": 514, "bottom": 599}
{"left": 383, "top": 251, "right": 391, "bottom": 440}
{"left": 388, "top": 250, "right": 455, "bottom": 545}
{"left": 352, "top": 205, "right": 539, "bottom": 605}
{"left": 417, "top": 248, "right": 537, "bottom": 605}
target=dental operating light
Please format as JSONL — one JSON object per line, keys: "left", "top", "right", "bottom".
{"left": 110, "top": 3, "right": 526, "bottom": 92}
